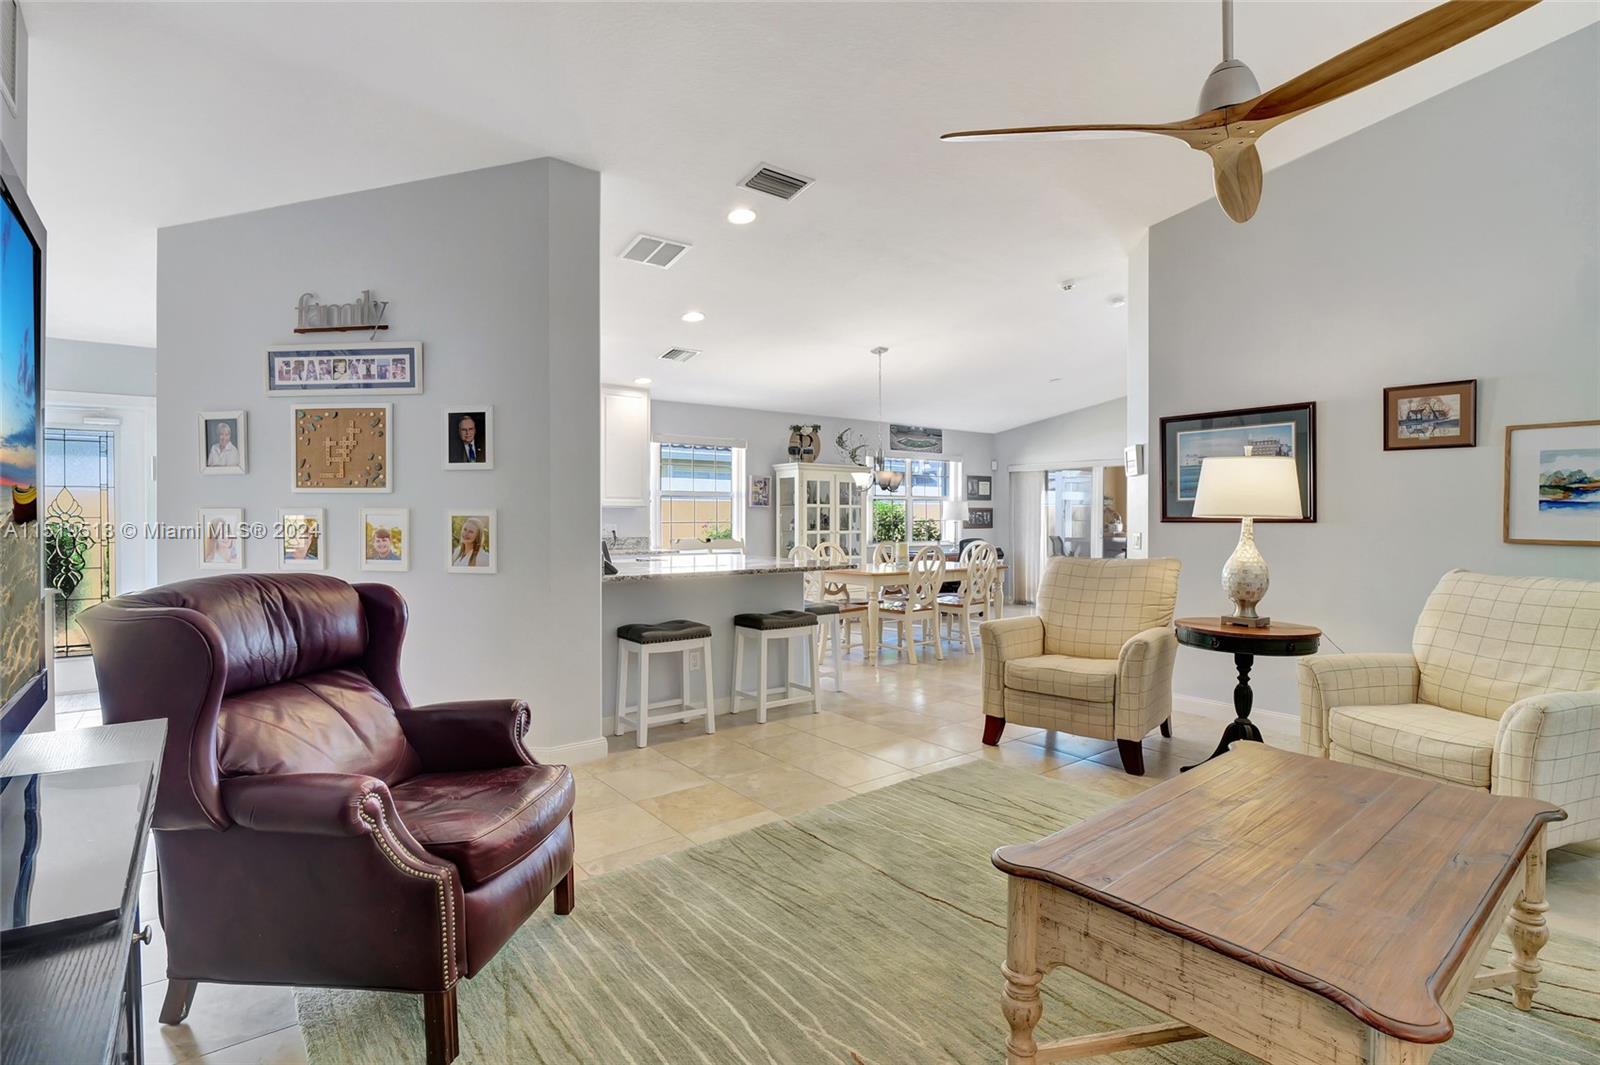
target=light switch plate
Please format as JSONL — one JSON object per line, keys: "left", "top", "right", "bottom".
{"left": 1131, "top": 532, "right": 1143, "bottom": 550}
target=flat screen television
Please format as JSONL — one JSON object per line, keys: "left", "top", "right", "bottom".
{"left": 0, "top": 145, "right": 46, "bottom": 753}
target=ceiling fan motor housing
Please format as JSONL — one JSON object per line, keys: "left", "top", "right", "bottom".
{"left": 1197, "top": 58, "right": 1261, "bottom": 113}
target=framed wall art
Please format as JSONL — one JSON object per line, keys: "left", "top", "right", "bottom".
{"left": 748, "top": 475, "right": 772, "bottom": 508}
{"left": 1383, "top": 379, "right": 1476, "bottom": 451}
{"left": 965, "top": 475, "right": 992, "bottom": 501}
{"left": 1503, "top": 420, "right": 1600, "bottom": 547}
{"left": 361, "top": 508, "right": 410, "bottom": 572}
{"left": 966, "top": 506, "right": 994, "bottom": 530}
{"left": 198, "top": 410, "right": 247, "bottom": 475}
{"left": 278, "top": 508, "right": 326, "bottom": 570}
{"left": 292, "top": 403, "right": 392, "bottom": 493}
{"left": 1159, "top": 402, "right": 1316, "bottom": 522}
{"left": 889, "top": 424, "right": 942, "bottom": 454}
{"left": 267, "top": 342, "right": 421, "bottom": 396}
{"left": 198, "top": 508, "right": 244, "bottom": 570}
{"left": 446, "top": 510, "right": 498, "bottom": 574}
{"left": 443, "top": 406, "right": 493, "bottom": 469}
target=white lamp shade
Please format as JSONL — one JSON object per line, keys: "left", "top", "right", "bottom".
{"left": 1192, "top": 456, "right": 1302, "bottom": 519}
{"left": 941, "top": 500, "right": 970, "bottom": 522}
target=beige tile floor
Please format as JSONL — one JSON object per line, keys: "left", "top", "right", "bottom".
{"left": 57, "top": 643, "right": 1595, "bottom": 1064}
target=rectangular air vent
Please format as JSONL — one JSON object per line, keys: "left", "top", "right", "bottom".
{"left": 1, "top": 0, "right": 19, "bottom": 113}
{"left": 658, "top": 348, "right": 702, "bottom": 364}
{"left": 740, "top": 164, "right": 812, "bottom": 201}
{"left": 620, "top": 234, "right": 691, "bottom": 269}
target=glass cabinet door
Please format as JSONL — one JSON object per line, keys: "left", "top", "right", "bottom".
{"left": 776, "top": 471, "right": 798, "bottom": 555}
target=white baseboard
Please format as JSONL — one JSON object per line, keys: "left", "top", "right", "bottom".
{"left": 527, "top": 736, "right": 611, "bottom": 765}
{"left": 1172, "top": 692, "right": 1298, "bottom": 726}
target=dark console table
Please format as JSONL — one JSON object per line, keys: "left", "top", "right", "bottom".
{"left": 1175, "top": 617, "right": 1320, "bottom": 771}
{"left": 1, "top": 720, "right": 165, "bottom": 1065}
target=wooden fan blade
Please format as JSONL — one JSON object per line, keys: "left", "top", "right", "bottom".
{"left": 1209, "top": 143, "right": 1264, "bottom": 223}
{"left": 941, "top": 118, "right": 1226, "bottom": 148}
{"left": 1240, "top": 0, "right": 1540, "bottom": 123}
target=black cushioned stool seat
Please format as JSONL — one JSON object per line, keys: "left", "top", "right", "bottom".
{"left": 617, "top": 619, "right": 712, "bottom": 644}
{"left": 733, "top": 610, "right": 819, "bottom": 631}
{"left": 803, "top": 602, "right": 841, "bottom": 616}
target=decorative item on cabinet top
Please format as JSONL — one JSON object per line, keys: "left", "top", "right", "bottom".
{"left": 787, "top": 424, "right": 822, "bottom": 463}
{"left": 267, "top": 341, "right": 421, "bottom": 396}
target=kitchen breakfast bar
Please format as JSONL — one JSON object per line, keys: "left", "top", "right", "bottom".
{"left": 600, "top": 553, "right": 834, "bottom": 733}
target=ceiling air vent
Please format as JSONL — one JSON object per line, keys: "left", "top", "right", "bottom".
{"left": 658, "top": 348, "right": 702, "bottom": 364}
{"left": 740, "top": 164, "right": 812, "bottom": 201}
{"left": 620, "top": 234, "right": 691, "bottom": 269}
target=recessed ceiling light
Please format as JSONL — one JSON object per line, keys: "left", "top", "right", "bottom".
{"left": 1108, "top": 295, "right": 1127, "bottom": 308}
{"left": 727, "top": 207, "right": 757, "bottom": 225}
{"left": 681, "top": 310, "right": 705, "bottom": 323}
{"left": 633, "top": 376, "right": 653, "bottom": 386}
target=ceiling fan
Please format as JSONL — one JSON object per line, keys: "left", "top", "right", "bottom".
{"left": 942, "top": 0, "right": 1540, "bottom": 223}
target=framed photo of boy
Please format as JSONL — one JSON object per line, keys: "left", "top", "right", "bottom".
{"left": 198, "top": 508, "right": 244, "bottom": 570}
{"left": 446, "top": 510, "right": 497, "bottom": 574}
{"left": 199, "top": 411, "right": 247, "bottom": 475}
{"left": 278, "top": 508, "right": 326, "bottom": 570}
{"left": 444, "top": 407, "right": 494, "bottom": 469}
{"left": 360, "top": 508, "right": 410, "bottom": 572}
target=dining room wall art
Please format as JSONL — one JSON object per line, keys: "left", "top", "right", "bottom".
{"left": 965, "top": 475, "right": 992, "bottom": 501}
{"left": 1503, "top": 419, "right": 1600, "bottom": 547}
{"left": 292, "top": 403, "right": 393, "bottom": 492}
{"left": 1159, "top": 402, "right": 1317, "bottom": 522}
{"left": 267, "top": 341, "right": 421, "bottom": 395}
{"left": 965, "top": 506, "right": 994, "bottom": 530}
{"left": 889, "top": 424, "right": 943, "bottom": 454}
{"left": 748, "top": 475, "right": 772, "bottom": 508}
{"left": 1382, "top": 379, "right": 1477, "bottom": 451}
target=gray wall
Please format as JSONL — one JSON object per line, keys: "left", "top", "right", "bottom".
{"left": 604, "top": 398, "right": 998, "bottom": 554}
{"left": 990, "top": 397, "right": 1129, "bottom": 557}
{"left": 157, "top": 159, "right": 603, "bottom": 753}
{"left": 45, "top": 337, "right": 156, "bottom": 396}
{"left": 1147, "top": 27, "right": 1600, "bottom": 715}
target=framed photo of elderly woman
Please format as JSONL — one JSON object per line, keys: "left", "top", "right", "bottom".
{"left": 199, "top": 411, "right": 247, "bottom": 475}
{"left": 445, "top": 509, "right": 497, "bottom": 574}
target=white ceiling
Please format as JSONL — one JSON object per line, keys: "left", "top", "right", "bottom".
{"left": 24, "top": 2, "right": 1596, "bottom": 432}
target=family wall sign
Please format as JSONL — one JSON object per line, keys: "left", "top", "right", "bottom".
{"left": 294, "top": 290, "right": 389, "bottom": 333}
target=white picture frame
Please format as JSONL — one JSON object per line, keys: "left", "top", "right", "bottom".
{"left": 442, "top": 405, "right": 495, "bottom": 470}
{"left": 445, "top": 509, "right": 498, "bottom": 574}
{"left": 198, "top": 507, "right": 244, "bottom": 570}
{"left": 360, "top": 508, "right": 411, "bottom": 572}
{"left": 199, "top": 411, "right": 247, "bottom": 476}
{"left": 290, "top": 403, "right": 394, "bottom": 493}
{"left": 267, "top": 341, "right": 422, "bottom": 396}
{"left": 277, "top": 508, "right": 327, "bottom": 571}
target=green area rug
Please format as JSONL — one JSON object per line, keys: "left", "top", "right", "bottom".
{"left": 298, "top": 760, "right": 1600, "bottom": 1064}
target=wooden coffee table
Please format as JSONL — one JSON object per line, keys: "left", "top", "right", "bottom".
{"left": 993, "top": 744, "right": 1564, "bottom": 1065}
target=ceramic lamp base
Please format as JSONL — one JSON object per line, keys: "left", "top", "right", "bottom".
{"left": 1219, "top": 517, "right": 1272, "bottom": 627}
{"left": 1222, "top": 613, "right": 1272, "bottom": 628}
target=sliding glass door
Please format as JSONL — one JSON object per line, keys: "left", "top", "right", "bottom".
{"left": 1040, "top": 464, "right": 1130, "bottom": 564}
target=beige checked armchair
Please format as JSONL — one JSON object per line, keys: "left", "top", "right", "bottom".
{"left": 1300, "top": 570, "right": 1600, "bottom": 848}
{"left": 980, "top": 557, "right": 1181, "bottom": 775}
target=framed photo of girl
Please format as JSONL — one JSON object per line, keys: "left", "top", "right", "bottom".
{"left": 361, "top": 508, "right": 410, "bottom": 572}
{"left": 446, "top": 510, "right": 497, "bottom": 574}
{"left": 443, "top": 406, "right": 494, "bottom": 469}
{"left": 199, "top": 411, "right": 247, "bottom": 475}
{"left": 198, "top": 508, "right": 244, "bottom": 570}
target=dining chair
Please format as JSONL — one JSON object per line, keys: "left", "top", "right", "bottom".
{"left": 939, "top": 541, "right": 997, "bottom": 654}
{"left": 791, "top": 545, "right": 858, "bottom": 688}
{"left": 872, "top": 542, "right": 908, "bottom": 599}
{"left": 878, "top": 545, "right": 945, "bottom": 665}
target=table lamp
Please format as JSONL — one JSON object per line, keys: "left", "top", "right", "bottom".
{"left": 941, "top": 499, "right": 970, "bottom": 538}
{"left": 1191, "top": 455, "right": 1301, "bottom": 627}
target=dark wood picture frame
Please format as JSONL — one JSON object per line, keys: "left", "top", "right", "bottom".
{"left": 1159, "top": 402, "right": 1317, "bottom": 523}
{"left": 1382, "top": 379, "right": 1477, "bottom": 451}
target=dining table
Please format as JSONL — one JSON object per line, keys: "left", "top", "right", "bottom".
{"left": 823, "top": 558, "right": 1007, "bottom": 664}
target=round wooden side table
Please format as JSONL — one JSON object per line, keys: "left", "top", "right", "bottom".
{"left": 1174, "top": 617, "right": 1321, "bottom": 771}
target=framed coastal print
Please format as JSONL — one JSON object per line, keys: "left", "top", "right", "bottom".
{"left": 446, "top": 510, "right": 497, "bottom": 574}
{"left": 966, "top": 506, "right": 994, "bottom": 529}
{"left": 267, "top": 342, "right": 421, "bottom": 396}
{"left": 965, "top": 475, "right": 992, "bottom": 501}
{"left": 199, "top": 411, "right": 246, "bottom": 475}
{"left": 1383, "top": 379, "right": 1477, "bottom": 451}
{"left": 748, "top": 475, "right": 772, "bottom": 508}
{"left": 1504, "top": 420, "right": 1600, "bottom": 546}
{"left": 443, "top": 406, "right": 493, "bottom": 469}
{"left": 292, "top": 404, "right": 392, "bottom": 492}
{"left": 1160, "top": 402, "right": 1316, "bottom": 522}
{"left": 360, "top": 508, "right": 410, "bottom": 572}
{"left": 198, "top": 508, "right": 244, "bottom": 570}
{"left": 278, "top": 508, "right": 326, "bottom": 570}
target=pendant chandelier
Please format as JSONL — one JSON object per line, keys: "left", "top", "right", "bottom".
{"left": 870, "top": 346, "right": 903, "bottom": 492}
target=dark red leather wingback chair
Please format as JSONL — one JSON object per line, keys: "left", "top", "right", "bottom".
{"left": 81, "top": 573, "right": 576, "bottom": 1065}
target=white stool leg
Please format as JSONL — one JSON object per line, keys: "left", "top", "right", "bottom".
{"left": 637, "top": 647, "right": 652, "bottom": 748}
{"left": 700, "top": 638, "right": 715, "bottom": 734}
{"left": 830, "top": 617, "right": 843, "bottom": 692}
{"left": 614, "top": 643, "right": 629, "bottom": 736}
{"left": 732, "top": 629, "right": 747, "bottom": 713}
{"left": 757, "top": 632, "right": 770, "bottom": 724}
{"left": 808, "top": 630, "right": 821, "bottom": 711}
{"left": 680, "top": 646, "right": 691, "bottom": 722}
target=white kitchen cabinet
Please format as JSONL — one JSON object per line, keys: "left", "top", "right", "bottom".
{"left": 601, "top": 386, "right": 651, "bottom": 507}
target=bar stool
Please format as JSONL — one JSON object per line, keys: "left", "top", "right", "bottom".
{"left": 732, "top": 610, "right": 820, "bottom": 721}
{"left": 615, "top": 619, "right": 715, "bottom": 748}
{"left": 803, "top": 602, "right": 846, "bottom": 692}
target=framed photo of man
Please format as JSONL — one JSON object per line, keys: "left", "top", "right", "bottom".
{"left": 444, "top": 407, "right": 494, "bottom": 469}
{"left": 360, "top": 508, "right": 410, "bottom": 572}
{"left": 199, "top": 411, "right": 247, "bottom": 475}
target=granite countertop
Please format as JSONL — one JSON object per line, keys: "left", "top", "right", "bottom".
{"left": 603, "top": 553, "right": 834, "bottom": 584}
